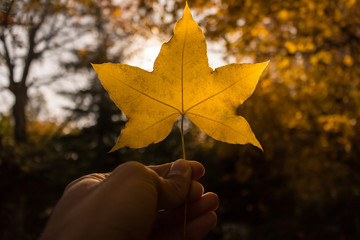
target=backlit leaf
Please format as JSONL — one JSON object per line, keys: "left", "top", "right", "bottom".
{"left": 92, "top": 3, "right": 268, "bottom": 152}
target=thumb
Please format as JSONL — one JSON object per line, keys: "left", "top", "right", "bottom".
{"left": 157, "top": 159, "right": 192, "bottom": 210}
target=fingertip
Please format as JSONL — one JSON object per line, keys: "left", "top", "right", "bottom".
{"left": 186, "top": 191, "right": 220, "bottom": 222}
{"left": 203, "top": 192, "right": 220, "bottom": 211}
{"left": 188, "top": 160, "right": 205, "bottom": 180}
{"left": 187, "top": 181, "right": 204, "bottom": 202}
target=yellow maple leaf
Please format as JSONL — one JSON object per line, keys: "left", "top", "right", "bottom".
{"left": 92, "top": 3, "right": 269, "bottom": 152}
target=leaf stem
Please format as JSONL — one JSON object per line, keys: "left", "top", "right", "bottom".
{"left": 180, "top": 114, "right": 187, "bottom": 240}
{"left": 181, "top": 114, "right": 186, "bottom": 160}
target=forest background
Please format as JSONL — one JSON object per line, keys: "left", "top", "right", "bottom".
{"left": 1, "top": 0, "right": 360, "bottom": 239}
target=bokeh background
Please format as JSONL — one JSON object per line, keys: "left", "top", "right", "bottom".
{"left": 1, "top": 0, "right": 360, "bottom": 239}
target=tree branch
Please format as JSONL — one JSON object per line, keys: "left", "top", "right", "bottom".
{"left": 28, "top": 73, "right": 65, "bottom": 88}
{"left": 36, "top": 15, "right": 65, "bottom": 45}
{"left": 36, "top": 27, "right": 91, "bottom": 56}
{"left": 0, "top": 0, "right": 16, "bottom": 90}
{"left": 19, "top": 3, "right": 49, "bottom": 87}
{"left": 0, "top": 31, "right": 15, "bottom": 89}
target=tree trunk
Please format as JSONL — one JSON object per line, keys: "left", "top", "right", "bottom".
{"left": 12, "top": 84, "right": 28, "bottom": 143}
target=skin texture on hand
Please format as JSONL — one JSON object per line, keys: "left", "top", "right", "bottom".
{"left": 40, "top": 160, "right": 219, "bottom": 240}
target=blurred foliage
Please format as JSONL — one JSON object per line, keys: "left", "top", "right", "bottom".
{"left": 1, "top": 0, "right": 360, "bottom": 239}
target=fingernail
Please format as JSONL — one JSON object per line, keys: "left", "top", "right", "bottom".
{"left": 169, "top": 160, "right": 188, "bottom": 175}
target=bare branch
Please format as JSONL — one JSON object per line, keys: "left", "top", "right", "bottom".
{"left": 19, "top": 3, "right": 49, "bottom": 87}
{"left": 28, "top": 73, "right": 65, "bottom": 88}
{"left": 0, "top": 1, "right": 16, "bottom": 89}
{"left": 36, "top": 27, "right": 91, "bottom": 55}
{"left": 36, "top": 14, "right": 65, "bottom": 45}
{"left": 0, "top": 32, "right": 15, "bottom": 88}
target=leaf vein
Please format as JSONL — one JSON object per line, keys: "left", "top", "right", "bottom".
{"left": 187, "top": 112, "right": 244, "bottom": 136}
{"left": 131, "top": 113, "right": 180, "bottom": 137}
{"left": 185, "top": 70, "right": 259, "bottom": 113}
{"left": 103, "top": 69, "right": 181, "bottom": 113}
{"left": 181, "top": 15, "right": 189, "bottom": 113}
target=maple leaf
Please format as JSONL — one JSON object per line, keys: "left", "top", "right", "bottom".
{"left": 92, "top": 3, "right": 269, "bottom": 152}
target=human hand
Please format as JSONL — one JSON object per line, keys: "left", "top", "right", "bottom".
{"left": 40, "top": 159, "right": 219, "bottom": 240}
